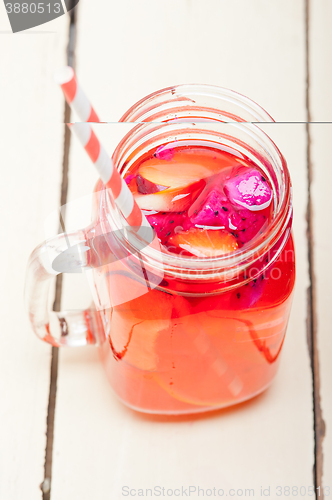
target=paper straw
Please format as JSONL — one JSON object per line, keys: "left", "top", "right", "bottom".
{"left": 54, "top": 66, "right": 99, "bottom": 122}
{"left": 55, "top": 67, "right": 150, "bottom": 236}
{"left": 69, "top": 122, "right": 146, "bottom": 229}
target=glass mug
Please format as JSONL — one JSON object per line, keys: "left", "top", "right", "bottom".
{"left": 25, "top": 86, "right": 295, "bottom": 415}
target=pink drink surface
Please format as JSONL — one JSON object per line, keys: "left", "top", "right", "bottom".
{"left": 125, "top": 141, "right": 273, "bottom": 256}
{"left": 97, "top": 141, "right": 295, "bottom": 414}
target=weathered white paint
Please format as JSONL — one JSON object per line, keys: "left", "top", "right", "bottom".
{"left": 73, "top": 0, "right": 306, "bottom": 123}
{"left": 309, "top": 1, "right": 332, "bottom": 491}
{"left": 0, "top": 6, "right": 69, "bottom": 500}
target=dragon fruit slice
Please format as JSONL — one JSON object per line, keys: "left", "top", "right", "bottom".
{"left": 186, "top": 186, "right": 268, "bottom": 244}
{"left": 154, "top": 144, "right": 175, "bottom": 161}
{"left": 229, "top": 232, "right": 287, "bottom": 310}
{"left": 146, "top": 211, "right": 187, "bottom": 244}
{"left": 188, "top": 187, "right": 231, "bottom": 229}
{"left": 230, "top": 275, "right": 266, "bottom": 309}
{"left": 224, "top": 167, "right": 272, "bottom": 211}
{"left": 235, "top": 213, "right": 268, "bottom": 244}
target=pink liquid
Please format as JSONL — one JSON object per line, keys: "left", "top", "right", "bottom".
{"left": 96, "top": 140, "right": 295, "bottom": 414}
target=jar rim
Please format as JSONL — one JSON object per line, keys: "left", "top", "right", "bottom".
{"left": 120, "top": 84, "right": 275, "bottom": 124}
{"left": 103, "top": 85, "right": 292, "bottom": 281}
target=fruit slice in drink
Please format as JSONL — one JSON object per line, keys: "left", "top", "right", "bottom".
{"left": 104, "top": 268, "right": 190, "bottom": 373}
{"left": 168, "top": 228, "right": 238, "bottom": 257}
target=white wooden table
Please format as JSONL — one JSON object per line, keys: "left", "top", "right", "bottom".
{"left": 0, "top": 1, "right": 331, "bottom": 499}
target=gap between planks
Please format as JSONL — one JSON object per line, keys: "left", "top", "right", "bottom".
{"left": 305, "top": 0, "right": 326, "bottom": 498}
{"left": 39, "top": 1, "right": 326, "bottom": 498}
{"left": 41, "top": 2, "right": 77, "bottom": 498}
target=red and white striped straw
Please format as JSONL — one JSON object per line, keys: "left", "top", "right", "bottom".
{"left": 54, "top": 66, "right": 99, "bottom": 122}
{"left": 55, "top": 67, "right": 150, "bottom": 237}
{"left": 68, "top": 122, "right": 146, "bottom": 229}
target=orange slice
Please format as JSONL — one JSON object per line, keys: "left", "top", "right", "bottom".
{"left": 168, "top": 228, "right": 238, "bottom": 257}
{"left": 154, "top": 312, "right": 246, "bottom": 407}
{"left": 107, "top": 273, "right": 189, "bottom": 371}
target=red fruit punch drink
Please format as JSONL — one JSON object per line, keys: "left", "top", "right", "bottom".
{"left": 95, "top": 86, "right": 295, "bottom": 414}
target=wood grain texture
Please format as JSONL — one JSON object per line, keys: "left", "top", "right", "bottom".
{"left": 308, "top": 0, "right": 332, "bottom": 493}
{"left": 73, "top": 0, "right": 306, "bottom": 123}
{"left": 309, "top": 123, "right": 331, "bottom": 495}
{"left": 309, "top": 122, "right": 332, "bottom": 492}
{"left": 0, "top": 5, "right": 69, "bottom": 499}
{"left": 309, "top": 0, "right": 332, "bottom": 122}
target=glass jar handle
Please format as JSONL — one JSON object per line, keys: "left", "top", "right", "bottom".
{"left": 25, "top": 230, "right": 104, "bottom": 347}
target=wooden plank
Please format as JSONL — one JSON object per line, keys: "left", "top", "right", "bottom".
{"left": 309, "top": 0, "right": 332, "bottom": 122}
{"left": 73, "top": 0, "right": 306, "bottom": 123}
{"left": 0, "top": 6, "right": 69, "bottom": 500}
{"left": 309, "top": 0, "right": 332, "bottom": 493}
{"left": 52, "top": 124, "right": 314, "bottom": 499}
{"left": 310, "top": 124, "right": 332, "bottom": 495}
